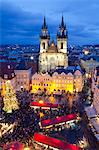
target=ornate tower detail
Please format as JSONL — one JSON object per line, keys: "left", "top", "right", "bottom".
{"left": 57, "top": 16, "right": 68, "bottom": 54}
{"left": 40, "top": 17, "right": 50, "bottom": 53}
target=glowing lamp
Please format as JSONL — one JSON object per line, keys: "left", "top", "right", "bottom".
{"left": 39, "top": 100, "right": 44, "bottom": 104}
{"left": 30, "top": 56, "right": 34, "bottom": 60}
{"left": 24, "top": 147, "right": 30, "bottom": 150}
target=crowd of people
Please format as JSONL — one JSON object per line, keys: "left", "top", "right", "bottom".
{"left": 0, "top": 90, "right": 80, "bottom": 148}
{"left": 0, "top": 105, "right": 40, "bottom": 145}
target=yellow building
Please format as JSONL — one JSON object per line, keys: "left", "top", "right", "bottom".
{"left": 31, "top": 67, "right": 83, "bottom": 94}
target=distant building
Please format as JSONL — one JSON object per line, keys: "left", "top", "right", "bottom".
{"left": 31, "top": 66, "right": 83, "bottom": 94}
{"left": 14, "top": 60, "right": 32, "bottom": 91}
{"left": 39, "top": 16, "right": 68, "bottom": 73}
{"left": 80, "top": 56, "right": 99, "bottom": 74}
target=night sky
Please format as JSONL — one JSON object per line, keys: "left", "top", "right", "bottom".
{"left": 0, "top": 0, "right": 99, "bottom": 45}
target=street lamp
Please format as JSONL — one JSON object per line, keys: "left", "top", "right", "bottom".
{"left": 39, "top": 100, "right": 44, "bottom": 104}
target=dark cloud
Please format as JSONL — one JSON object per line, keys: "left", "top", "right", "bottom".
{"left": 0, "top": 0, "right": 99, "bottom": 45}
{"left": 0, "top": 1, "right": 43, "bottom": 44}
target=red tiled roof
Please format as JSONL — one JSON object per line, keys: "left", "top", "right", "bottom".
{"left": 31, "top": 101, "right": 59, "bottom": 108}
{"left": 41, "top": 114, "right": 77, "bottom": 127}
{"left": 34, "top": 132, "right": 80, "bottom": 150}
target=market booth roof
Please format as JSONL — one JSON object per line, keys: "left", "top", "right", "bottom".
{"left": 34, "top": 132, "right": 80, "bottom": 150}
{"left": 31, "top": 101, "right": 59, "bottom": 108}
{"left": 41, "top": 114, "right": 77, "bottom": 127}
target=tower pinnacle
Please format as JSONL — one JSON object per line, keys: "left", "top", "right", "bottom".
{"left": 42, "top": 16, "right": 47, "bottom": 29}
{"left": 40, "top": 16, "right": 50, "bottom": 39}
{"left": 61, "top": 15, "right": 65, "bottom": 27}
{"left": 57, "top": 16, "right": 67, "bottom": 38}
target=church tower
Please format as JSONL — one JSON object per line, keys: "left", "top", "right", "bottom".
{"left": 40, "top": 17, "right": 50, "bottom": 53}
{"left": 39, "top": 16, "right": 68, "bottom": 73}
{"left": 57, "top": 16, "right": 68, "bottom": 54}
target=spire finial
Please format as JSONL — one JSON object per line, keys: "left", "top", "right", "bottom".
{"left": 42, "top": 16, "right": 47, "bottom": 29}
{"left": 44, "top": 16, "right": 46, "bottom": 27}
{"left": 61, "top": 15, "right": 64, "bottom": 27}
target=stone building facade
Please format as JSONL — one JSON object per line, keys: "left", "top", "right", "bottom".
{"left": 39, "top": 16, "right": 68, "bottom": 73}
{"left": 31, "top": 67, "right": 83, "bottom": 94}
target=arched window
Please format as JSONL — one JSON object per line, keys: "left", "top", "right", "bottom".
{"left": 42, "top": 42, "right": 45, "bottom": 49}
{"left": 61, "top": 42, "right": 63, "bottom": 49}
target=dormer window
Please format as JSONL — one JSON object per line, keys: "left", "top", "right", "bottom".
{"left": 4, "top": 74, "right": 8, "bottom": 79}
{"left": 12, "top": 73, "right": 14, "bottom": 77}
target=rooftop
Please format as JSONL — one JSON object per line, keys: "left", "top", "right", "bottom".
{"left": 0, "top": 62, "right": 16, "bottom": 79}
{"left": 53, "top": 66, "right": 82, "bottom": 75}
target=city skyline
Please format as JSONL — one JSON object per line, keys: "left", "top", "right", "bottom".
{"left": 1, "top": 0, "right": 99, "bottom": 45}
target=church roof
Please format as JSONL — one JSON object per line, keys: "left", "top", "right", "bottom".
{"left": 47, "top": 40, "right": 58, "bottom": 53}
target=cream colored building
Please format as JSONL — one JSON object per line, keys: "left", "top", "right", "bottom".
{"left": 39, "top": 16, "right": 68, "bottom": 73}
{"left": 31, "top": 67, "right": 83, "bottom": 94}
{"left": 14, "top": 60, "right": 32, "bottom": 91}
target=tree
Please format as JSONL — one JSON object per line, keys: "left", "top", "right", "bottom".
{"left": 3, "top": 81, "right": 19, "bottom": 113}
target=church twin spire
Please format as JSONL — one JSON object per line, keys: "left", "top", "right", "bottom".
{"left": 40, "top": 16, "right": 67, "bottom": 40}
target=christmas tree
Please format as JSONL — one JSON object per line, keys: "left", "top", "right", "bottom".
{"left": 3, "top": 80, "right": 19, "bottom": 113}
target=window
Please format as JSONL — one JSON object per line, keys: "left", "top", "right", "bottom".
{"left": 42, "top": 42, "right": 45, "bottom": 49}
{"left": 12, "top": 73, "right": 14, "bottom": 77}
{"left": 8, "top": 65, "right": 11, "bottom": 69}
{"left": 61, "top": 42, "right": 63, "bottom": 49}
{"left": 4, "top": 74, "right": 8, "bottom": 79}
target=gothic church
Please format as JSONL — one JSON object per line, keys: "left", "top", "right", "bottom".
{"left": 39, "top": 16, "right": 68, "bottom": 73}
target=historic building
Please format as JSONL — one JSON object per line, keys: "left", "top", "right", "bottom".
{"left": 80, "top": 56, "right": 99, "bottom": 75}
{"left": 31, "top": 66, "right": 83, "bottom": 94}
{"left": 39, "top": 16, "right": 68, "bottom": 73}
{"left": 14, "top": 60, "right": 32, "bottom": 91}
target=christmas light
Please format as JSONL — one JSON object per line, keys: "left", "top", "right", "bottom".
{"left": 3, "top": 80, "right": 19, "bottom": 113}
